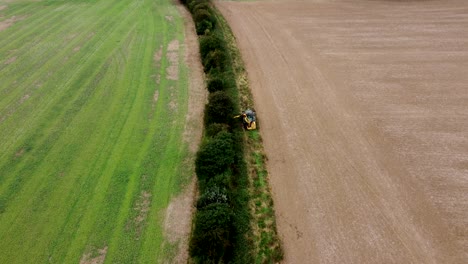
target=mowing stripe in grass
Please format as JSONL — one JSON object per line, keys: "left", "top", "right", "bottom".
{"left": 0, "top": 0, "right": 194, "bottom": 262}
{"left": 0, "top": 0, "right": 130, "bottom": 155}
{"left": 0, "top": 0, "right": 137, "bottom": 185}
{"left": 0, "top": 16, "right": 137, "bottom": 213}
{"left": 0, "top": 39, "right": 135, "bottom": 262}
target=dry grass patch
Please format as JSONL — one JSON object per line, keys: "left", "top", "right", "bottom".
{"left": 4, "top": 56, "right": 16, "bottom": 65}
{"left": 163, "top": 179, "right": 196, "bottom": 263}
{"left": 79, "top": 246, "right": 108, "bottom": 264}
{"left": 166, "top": 40, "right": 179, "bottom": 80}
{"left": 0, "top": 15, "right": 26, "bottom": 32}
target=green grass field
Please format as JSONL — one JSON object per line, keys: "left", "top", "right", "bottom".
{"left": 0, "top": 0, "right": 194, "bottom": 263}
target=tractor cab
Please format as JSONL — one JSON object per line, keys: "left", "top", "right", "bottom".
{"left": 241, "top": 109, "right": 256, "bottom": 130}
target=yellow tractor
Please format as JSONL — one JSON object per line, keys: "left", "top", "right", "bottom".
{"left": 234, "top": 109, "right": 256, "bottom": 130}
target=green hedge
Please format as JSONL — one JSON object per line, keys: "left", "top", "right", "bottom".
{"left": 195, "top": 131, "right": 235, "bottom": 181}
{"left": 199, "top": 34, "right": 230, "bottom": 73}
{"left": 204, "top": 91, "right": 236, "bottom": 125}
{"left": 196, "top": 184, "right": 229, "bottom": 209}
{"left": 205, "top": 123, "right": 229, "bottom": 138}
{"left": 194, "top": 8, "right": 215, "bottom": 35}
{"left": 184, "top": 0, "right": 255, "bottom": 262}
{"left": 199, "top": 34, "right": 224, "bottom": 58}
{"left": 207, "top": 71, "right": 236, "bottom": 93}
{"left": 189, "top": 203, "right": 233, "bottom": 263}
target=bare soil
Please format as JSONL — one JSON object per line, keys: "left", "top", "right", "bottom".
{"left": 217, "top": 0, "right": 468, "bottom": 263}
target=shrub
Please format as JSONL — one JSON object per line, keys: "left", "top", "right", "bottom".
{"left": 207, "top": 71, "right": 236, "bottom": 93}
{"left": 190, "top": 203, "right": 233, "bottom": 263}
{"left": 194, "top": 8, "right": 211, "bottom": 23}
{"left": 199, "top": 34, "right": 224, "bottom": 59}
{"left": 192, "top": 2, "right": 211, "bottom": 14}
{"left": 188, "top": 0, "right": 209, "bottom": 13}
{"left": 196, "top": 20, "right": 213, "bottom": 35}
{"left": 197, "top": 184, "right": 229, "bottom": 209}
{"left": 207, "top": 77, "right": 224, "bottom": 93}
{"left": 206, "top": 172, "right": 231, "bottom": 189}
{"left": 204, "top": 91, "right": 236, "bottom": 125}
{"left": 205, "top": 123, "right": 229, "bottom": 137}
{"left": 195, "top": 131, "right": 235, "bottom": 180}
{"left": 203, "top": 49, "right": 228, "bottom": 73}
{"left": 193, "top": 8, "right": 216, "bottom": 35}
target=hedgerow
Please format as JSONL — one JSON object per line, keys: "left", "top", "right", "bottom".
{"left": 199, "top": 34, "right": 230, "bottom": 73}
{"left": 205, "top": 123, "right": 229, "bottom": 138}
{"left": 192, "top": 2, "right": 211, "bottom": 14}
{"left": 195, "top": 131, "right": 235, "bottom": 181}
{"left": 204, "top": 91, "right": 236, "bottom": 125}
{"left": 194, "top": 8, "right": 215, "bottom": 35}
{"left": 199, "top": 34, "right": 224, "bottom": 58}
{"left": 184, "top": 0, "right": 258, "bottom": 262}
{"left": 196, "top": 184, "right": 229, "bottom": 209}
{"left": 189, "top": 203, "right": 233, "bottom": 263}
{"left": 207, "top": 71, "right": 236, "bottom": 93}
{"left": 207, "top": 77, "right": 224, "bottom": 93}
{"left": 187, "top": 0, "right": 209, "bottom": 13}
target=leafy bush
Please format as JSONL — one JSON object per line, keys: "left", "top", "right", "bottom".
{"left": 195, "top": 131, "right": 235, "bottom": 181}
{"left": 199, "top": 34, "right": 224, "bottom": 59}
{"left": 196, "top": 20, "right": 213, "bottom": 35}
{"left": 192, "top": 2, "right": 211, "bottom": 14}
{"left": 205, "top": 123, "right": 229, "bottom": 137}
{"left": 207, "top": 71, "right": 236, "bottom": 93}
{"left": 193, "top": 8, "right": 211, "bottom": 22}
{"left": 204, "top": 49, "right": 228, "bottom": 73}
{"left": 199, "top": 34, "right": 231, "bottom": 71}
{"left": 206, "top": 172, "right": 231, "bottom": 190}
{"left": 204, "top": 91, "right": 236, "bottom": 125}
{"left": 197, "top": 184, "right": 229, "bottom": 209}
{"left": 194, "top": 9, "right": 215, "bottom": 35}
{"left": 187, "top": 0, "right": 209, "bottom": 13}
{"left": 190, "top": 203, "right": 233, "bottom": 263}
{"left": 207, "top": 77, "right": 224, "bottom": 93}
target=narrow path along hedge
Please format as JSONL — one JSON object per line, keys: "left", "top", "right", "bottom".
{"left": 181, "top": 0, "right": 283, "bottom": 263}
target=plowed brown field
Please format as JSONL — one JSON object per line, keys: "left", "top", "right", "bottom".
{"left": 217, "top": 0, "right": 468, "bottom": 263}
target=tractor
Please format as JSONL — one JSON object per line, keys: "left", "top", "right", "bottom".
{"left": 234, "top": 109, "right": 256, "bottom": 130}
